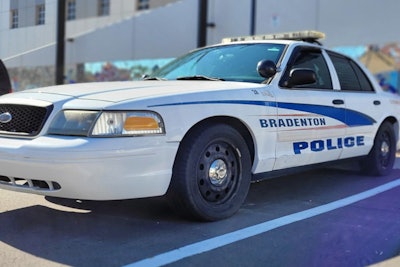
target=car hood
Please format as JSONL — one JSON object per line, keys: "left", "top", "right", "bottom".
{"left": 2, "top": 81, "right": 263, "bottom": 104}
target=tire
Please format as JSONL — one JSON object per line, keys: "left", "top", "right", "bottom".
{"left": 360, "top": 122, "right": 396, "bottom": 176}
{"left": 167, "top": 123, "right": 252, "bottom": 221}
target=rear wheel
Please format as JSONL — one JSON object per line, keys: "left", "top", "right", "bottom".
{"left": 360, "top": 122, "right": 396, "bottom": 176}
{"left": 167, "top": 123, "right": 251, "bottom": 221}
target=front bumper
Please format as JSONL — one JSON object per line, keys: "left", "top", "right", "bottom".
{"left": 0, "top": 135, "right": 178, "bottom": 200}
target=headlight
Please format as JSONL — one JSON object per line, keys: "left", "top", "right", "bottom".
{"left": 91, "top": 111, "right": 165, "bottom": 136}
{"left": 48, "top": 110, "right": 165, "bottom": 137}
{"left": 48, "top": 110, "right": 99, "bottom": 136}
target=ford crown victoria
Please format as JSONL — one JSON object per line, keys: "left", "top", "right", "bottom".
{"left": 0, "top": 31, "right": 399, "bottom": 221}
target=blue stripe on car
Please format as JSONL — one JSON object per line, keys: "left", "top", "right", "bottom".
{"left": 149, "top": 100, "right": 375, "bottom": 127}
{"left": 276, "top": 102, "right": 375, "bottom": 126}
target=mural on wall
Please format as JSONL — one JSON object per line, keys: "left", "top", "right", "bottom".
{"left": 8, "top": 58, "right": 173, "bottom": 91}
{"left": 7, "top": 45, "right": 400, "bottom": 94}
{"left": 83, "top": 58, "right": 174, "bottom": 82}
{"left": 8, "top": 66, "right": 56, "bottom": 91}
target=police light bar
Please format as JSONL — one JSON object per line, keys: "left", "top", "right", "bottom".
{"left": 222, "top": 30, "right": 325, "bottom": 43}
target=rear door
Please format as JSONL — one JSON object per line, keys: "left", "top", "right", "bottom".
{"left": 326, "top": 51, "right": 382, "bottom": 159}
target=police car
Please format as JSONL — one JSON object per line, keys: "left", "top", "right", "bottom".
{"left": 0, "top": 31, "right": 399, "bottom": 221}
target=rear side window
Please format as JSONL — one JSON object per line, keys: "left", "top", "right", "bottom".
{"left": 328, "top": 52, "right": 374, "bottom": 92}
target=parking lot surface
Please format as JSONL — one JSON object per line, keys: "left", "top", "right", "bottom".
{"left": 1, "top": 159, "right": 400, "bottom": 267}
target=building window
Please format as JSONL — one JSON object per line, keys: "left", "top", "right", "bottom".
{"left": 98, "top": 0, "right": 110, "bottom": 16}
{"left": 10, "top": 9, "right": 18, "bottom": 29}
{"left": 36, "top": 4, "right": 46, "bottom": 25}
{"left": 66, "top": 0, "right": 76, "bottom": 21}
{"left": 137, "top": 0, "right": 149, "bottom": 10}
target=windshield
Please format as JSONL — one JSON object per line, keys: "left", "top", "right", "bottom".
{"left": 150, "top": 43, "right": 286, "bottom": 83}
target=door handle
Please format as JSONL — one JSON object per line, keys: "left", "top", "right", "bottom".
{"left": 332, "top": 99, "right": 344, "bottom": 105}
{"left": 373, "top": 100, "right": 381, "bottom": 105}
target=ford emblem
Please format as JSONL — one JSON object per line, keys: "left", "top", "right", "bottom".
{"left": 0, "top": 112, "right": 12, "bottom": 123}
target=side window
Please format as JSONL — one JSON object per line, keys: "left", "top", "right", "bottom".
{"left": 281, "top": 48, "right": 332, "bottom": 89}
{"left": 328, "top": 52, "right": 374, "bottom": 92}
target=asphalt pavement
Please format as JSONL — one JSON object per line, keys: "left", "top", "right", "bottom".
{"left": 1, "top": 158, "right": 400, "bottom": 267}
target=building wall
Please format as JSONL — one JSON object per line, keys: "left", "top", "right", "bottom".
{"left": 1, "top": 0, "right": 180, "bottom": 67}
{"left": 3, "top": 0, "right": 400, "bottom": 67}
{"left": 10, "top": 0, "right": 46, "bottom": 28}
{"left": 207, "top": 0, "right": 400, "bottom": 47}
{"left": 150, "top": 0, "right": 178, "bottom": 9}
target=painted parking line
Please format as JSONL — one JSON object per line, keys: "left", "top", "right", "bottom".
{"left": 124, "top": 178, "right": 400, "bottom": 267}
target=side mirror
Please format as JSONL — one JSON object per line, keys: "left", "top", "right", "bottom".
{"left": 287, "top": 68, "right": 316, "bottom": 88}
{"left": 257, "top": 60, "right": 277, "bottom": 79}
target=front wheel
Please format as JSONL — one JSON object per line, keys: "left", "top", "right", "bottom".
{"left": 360, "top": 122, "right": 396, "bottom": 176}
{"left": 167, "top": 123, "right": 252, "bottom": 221}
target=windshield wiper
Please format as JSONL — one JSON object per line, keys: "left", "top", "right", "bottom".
{"left": 142, "top": 75, "right": 167, "bottom": 81}
{"left": 176, "top": 75, "right": 224, "bottom": 81}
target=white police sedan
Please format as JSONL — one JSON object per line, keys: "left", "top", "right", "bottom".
{"left": 0, "top": 31, "right": 399, "bottom": 221}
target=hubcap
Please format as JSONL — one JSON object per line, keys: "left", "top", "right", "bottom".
{"left": 380, "top": 140, "right": 389, "bottom": 157}
{"left": 378, "top": 131, "right": 392, "bottom": 168}
{"left": 209, "top": 159, "right": 228, "bottom": 185}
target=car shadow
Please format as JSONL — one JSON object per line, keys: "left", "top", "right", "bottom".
{"left": 0, "top": 197, "right": 193, "bottom": 266}
{"left": 44, "top": 195, "right": 175, "bottom": 220}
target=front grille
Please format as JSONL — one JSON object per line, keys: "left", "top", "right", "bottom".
{"left": 0, "top": 104, "right": 53, "bottom": 136}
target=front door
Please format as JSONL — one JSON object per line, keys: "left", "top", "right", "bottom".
{"left": 273, "top": 47, "right": 346, "bottom": 170}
